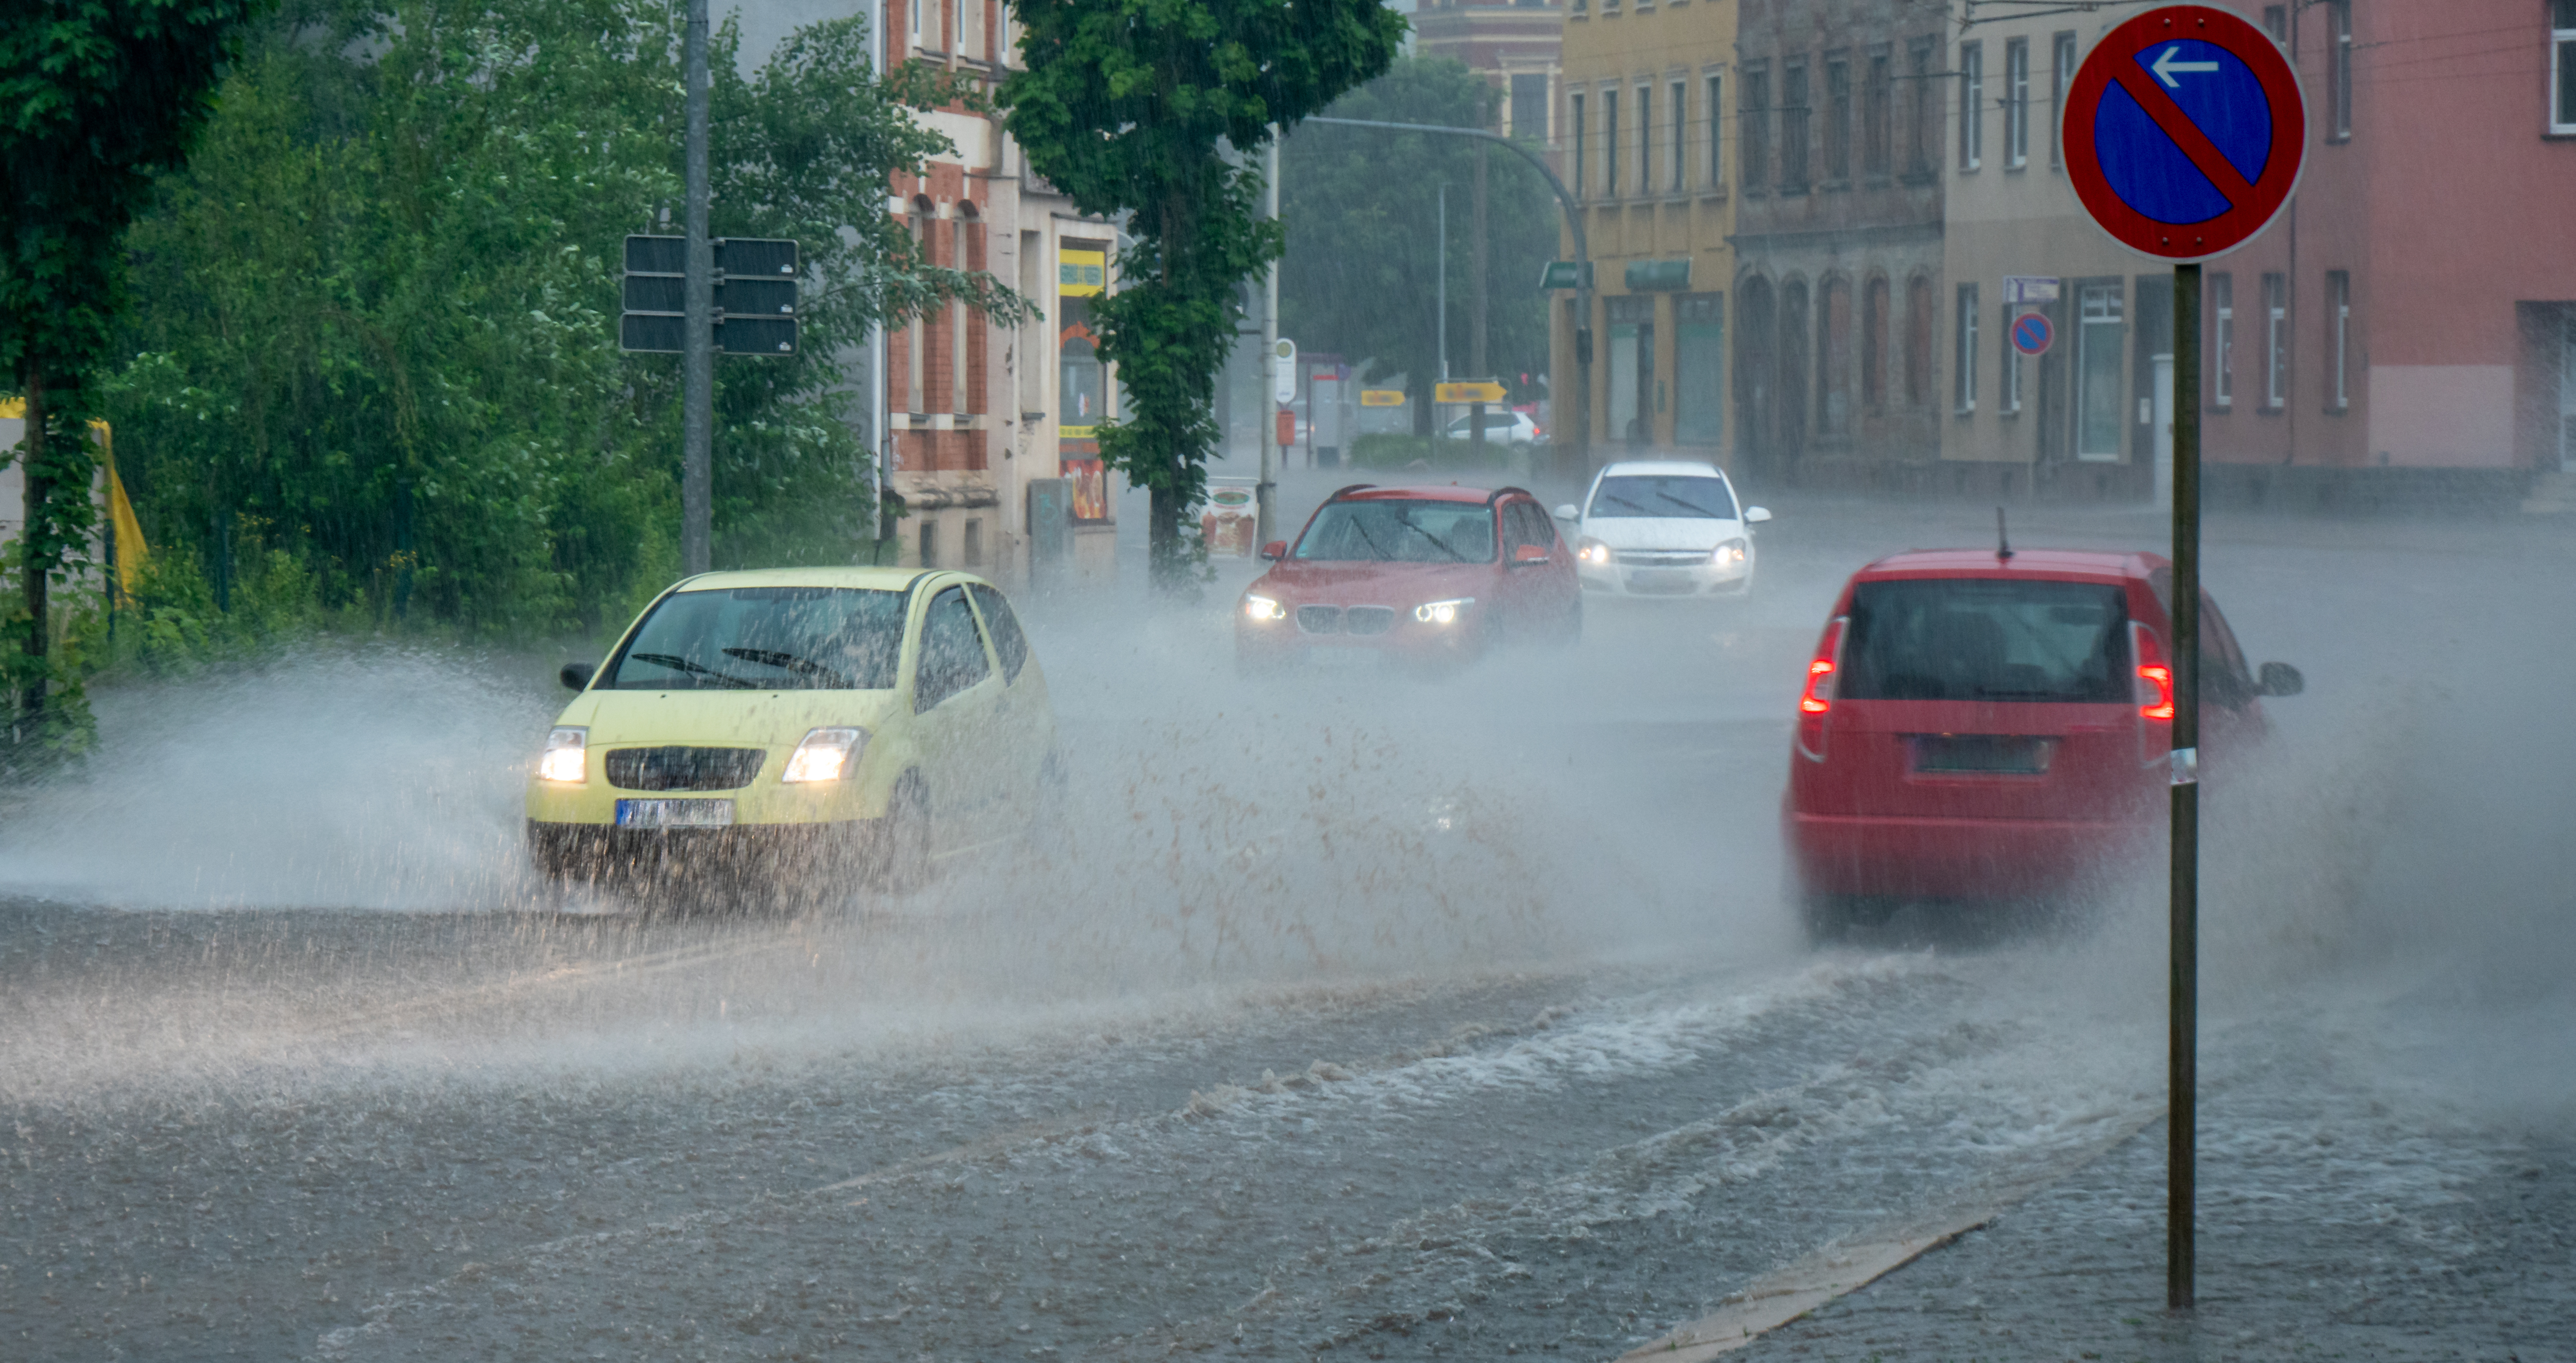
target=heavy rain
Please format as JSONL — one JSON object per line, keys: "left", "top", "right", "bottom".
{"left": 3, "top": 1, "right": 2573, "bottom": 1361}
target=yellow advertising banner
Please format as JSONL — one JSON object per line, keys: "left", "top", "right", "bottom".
{"left": 1359, "top": 389, "right": 1406, "bottom": 407}
{"left": 1433, "top": 381, "right": 1506, "bottom": 404}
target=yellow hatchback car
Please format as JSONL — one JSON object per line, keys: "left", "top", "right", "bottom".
{"left": 525, "top": 567, "right": 1057, "bottom": 888}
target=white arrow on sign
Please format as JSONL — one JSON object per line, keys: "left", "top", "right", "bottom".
{"left": 2151, "top": 44, "right": 2221, "bottom": 88}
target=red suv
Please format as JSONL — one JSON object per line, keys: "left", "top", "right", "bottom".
{"left": 1785, "top": 547, "right": 2302, "bottom": 937}
{"left": 1237, "top": 484, "right": 1581, "bottom": 672}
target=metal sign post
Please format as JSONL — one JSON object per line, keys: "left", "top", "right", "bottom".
{"left": 2061, "top": 3, "right": 2307, "bottom": 1313}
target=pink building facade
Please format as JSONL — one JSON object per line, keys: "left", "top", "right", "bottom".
{"left": 2196, "top": 0, "right": 2576, "bottom": 504}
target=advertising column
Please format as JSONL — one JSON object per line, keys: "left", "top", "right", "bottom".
{"left": 1057, "top": 245, "right": 1112, "bottom": 524}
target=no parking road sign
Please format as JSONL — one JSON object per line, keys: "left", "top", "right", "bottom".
{"left": 2063, "top": 5, "right": 2306, "bottom": 262}
{"left": 2009, "top": 312, "right": 2055, "bottom": 358}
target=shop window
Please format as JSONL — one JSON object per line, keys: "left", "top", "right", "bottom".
{"left": 2078, "top": 283, "right": 2126, "bottom": 459}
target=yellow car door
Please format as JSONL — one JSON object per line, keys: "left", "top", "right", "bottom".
{"left": 966, "top": 583, "right": 1052, "bottom": 811}
{"left": 906, "top": 581, "right": 1006, "bottom": 843}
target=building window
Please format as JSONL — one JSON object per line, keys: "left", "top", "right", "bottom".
{"left": 2050, "top": 33, "right": 2076, "bottom": 168}
{"left": 906, "top": 205, "right": 929, "bottom": 414}
{"left": 910, "top": 0, "right": 923, "bottom": 50}
{"left": 1780, "top": 60, "right": 1810, "bottom": 192}
{"left": 1706, "top": 74, "right": 1724, "bottom": 186}
{"left": 2211, "top": 272, "right": 2234, "bottom": 409}
{"left": 952, "top": 218, "right": 972, "bottom": 414}
{"left": 1905, "top": 275, "right": 1933, "bottom": 407}
{"left": 1908, "top": 42, "right": 1935, "bottom": 175}
{"left": 2001, "top": 302, "right": 2023, "bottom": 414}
{"left": 1821, "top": 277, "right": 1852, "bottom": 435}
{"left": 1862, "top": 276, "right": 1889, "bottom": 409}
{"left": 1671, "top": 80, "right": 1687, "bottom": 190}
{"left": 2554, "top": 0, "right": 2576, "bottom": 134}
{"left": 1604, "top": 88, "right": 1620, "bottom": 197}
{"left": 1571, "top": 93, "right": 1586, "bottom": 200}
{"left": 962, "top": 0, "right": 984, "bottom": 60}
{"left": 2004, "top": 38, "right": 2030, "bottom": 168}
{"left": 1741, "top": 66, "right": 1770, "bottom": 191}
{"left": 1512, "top": 74, "right": 1550, "bottom": 142}
{"left": 2078, "top": 283, "right": 2126, "bottom": 459}
{"left": 1958, "top": 41, "right": 1983, "bottom": 170}
{"left": 1954, "top": 283, "right": 1979, "bottom": 412}
{"left": 2327, "top": 1, "right": 2352, "bottom": 140}
{"left": 2262, "top": 4, "right": 2287, "bottom": 40}
{"left": 1864, "top": 52, "right": 1892, "bottom": 176}
{"left": 1638, "top": 85, "right": 1654, "bottom": 193}
{"left": 1824, "top": 56, "right": 1852, "bottom": 182}
{"left": 2263, "top": 271, "right": 2289, "bottom": 410}
{"left": 2327, "top": 270, "right": 2351, "bottom": 411}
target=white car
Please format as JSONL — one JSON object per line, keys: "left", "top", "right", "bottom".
{"left": 1438, "top": 409, "right": 1540, "bottom": 445}
{"left": 1555, "top": 460, "right": 1771, "bottom": 598}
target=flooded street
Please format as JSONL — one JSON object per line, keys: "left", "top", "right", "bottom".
{"left": 6, "top": 493, "right": 2572, "bottom": 1361}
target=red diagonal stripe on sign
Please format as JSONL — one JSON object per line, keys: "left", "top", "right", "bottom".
{"left": 2108, "top": 66, "right": 2262, "bottom": 208}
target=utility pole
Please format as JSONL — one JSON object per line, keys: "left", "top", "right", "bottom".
{"left": 681, "top": 0, "right": 713, "bottom": 577}
{"left": 1470, "top": 144, "right": 1489, "bottom": 465}
{"left": 1258, "top": 135, "right": 1281, "bottom": 548}
{"left": 1436, "top": 183, "right": 1449, "bottom": 383}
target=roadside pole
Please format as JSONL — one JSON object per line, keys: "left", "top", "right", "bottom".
{"left": 680, "top": 0, "right": 713, "bottom": 576}
{"left": 1259, "top": 136, "right": 1281, "bottom": 548}
{"left": 1470, "top": 146, "right": 1489, "bottom": 468}
{"left": 2168, "top": 261, "right": 2202, "bottom": 1310}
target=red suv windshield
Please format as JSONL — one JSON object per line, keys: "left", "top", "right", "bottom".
{"left": 1294, "top": 500, "right": 1498, "bottom": 563}
{"left": 1838, "top": 578, "right": 2129, "bottom": 703}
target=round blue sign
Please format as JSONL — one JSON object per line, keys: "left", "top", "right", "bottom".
{"left": 2010, "top": 312, "right": 2055, "bottom": 358}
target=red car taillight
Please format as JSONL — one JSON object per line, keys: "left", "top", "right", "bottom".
{"left": 2131, "top": 621, "right": 2174, "bottom": 763}
{"left": 1795, "top": 617, "right": 1847, "bottom": 761}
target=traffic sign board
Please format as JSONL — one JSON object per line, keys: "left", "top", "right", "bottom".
{"left": 2062, "top": 5, "right": 2306, "bottom": 262}
{"left": 1359, "top": 389, "right": 1406, "bottom": 407}
{"left": 1434, "top": 380, "right": 1506, "bottom": 404}
{"left": 2010, "top": 312, "right": 2055, "bottom": 358}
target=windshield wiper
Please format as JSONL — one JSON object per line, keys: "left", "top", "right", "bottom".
{"left": 1398, "top": 519, "right": 1468, "bottom": 561}
{"left": 1653, "top": 490, "right": 1723, "bottom": 517}
{"left": 1597, "top": 493, "right": 1657, "bottom": 514}
{"left": 627, "top": 652, "right": 757, "bottom": 688}
{"left": 724, "top": 648, "right": 853, "bottom": 688}
{"left": 1345, "top": 519, "right": 1393, "bottom": 561}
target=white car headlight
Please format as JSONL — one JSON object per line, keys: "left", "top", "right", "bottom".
{"left": 1711, "top": 537, "right": 1750, "bottom": 567}
{"left": 1413, "top": 596, "right": 1475, "bottom": 625}
{"left": 1577, "top": 537, "right": 1612, "bottom": 567}
{"left": 1242, "top": 593, "right": 1287, "bottom": 622}
{"left": 538, "top": 726, "right": 587, "bottom": 783}
{"left": 782, "top": 727, "right": 868, "bottom": 783}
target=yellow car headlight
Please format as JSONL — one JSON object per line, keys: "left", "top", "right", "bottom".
{"left": 1413, "top": 597, "right": 1475, "bottom": 626}
{"left": 1577, "top": 537, "right": 1612, "bottom": 567}
{"left": 782, "top": 727, "right": 868, "bottom": 783}
{"left": 537, "top": 726, "right": 587, "bottom": 783}
{"left": 1243, "top": 593, "right": 1287, "bottom": 622}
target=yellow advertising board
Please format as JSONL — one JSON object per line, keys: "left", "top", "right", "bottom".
{"left": 1433, "top": 381, "right": 1506, "bottom": 404}
{"left": 1057, "top": 249, "right": 1106, "bottom": 297}
{"left": 1359, "top": 389, "right": 1406, "bottom": 407}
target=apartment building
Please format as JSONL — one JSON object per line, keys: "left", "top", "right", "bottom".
{"left": 2189, "top": 0, "right": 2576, "bottom": 506}
{"left": 1939, "top": 5, "right": 2170, "bottom": 501}
{"left": 1552, "top": 0, "right": 1738, "bottom": 457}
{"left": 1414, "top": 0, "right": 1569, "bottom": 146}
{"left": 884, "top": 0, "right": 1121, "bottom": 578}
{"left": 1728, "top": 0, "right": 1950, "bottom": 487}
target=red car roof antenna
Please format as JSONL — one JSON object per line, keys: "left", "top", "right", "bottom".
{"left": 1996, "top": 507, "right": 2015, "bottom": 563}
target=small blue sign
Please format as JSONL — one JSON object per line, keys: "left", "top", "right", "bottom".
{"left": 2011, "top": 312, "right": 2055, "bottom": 358}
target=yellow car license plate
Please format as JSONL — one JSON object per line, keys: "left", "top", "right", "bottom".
{"left": 615, "top": 798, "right": 735, "bottom": 829}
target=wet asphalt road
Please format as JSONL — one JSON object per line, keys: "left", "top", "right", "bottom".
{"left": 4, "top": 492, "right": 2573, "bottom": 1361}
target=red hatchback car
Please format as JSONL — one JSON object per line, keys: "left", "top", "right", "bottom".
{"left": 1785, "top": 547, "right": 2302, "bottom": 937}
{"left": 1237, "top": 484, "right": 1581, "bottom": 672}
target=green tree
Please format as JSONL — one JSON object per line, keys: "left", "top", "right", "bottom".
{"left": 1280, "top": 56, "right": 1558, "bottom": 434}
{"left": 1, "top": 0, "right": 273, "bottom": 759}
{"left": 104, "top": 0, "right": 1018, "bottom": 644}
{"left": 1003, "top": 0, "right": 1404, "bottom": 592}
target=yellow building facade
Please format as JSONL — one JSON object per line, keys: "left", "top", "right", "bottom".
{"left": 1552, "top": 0, "right": 1738, "bottom": 462}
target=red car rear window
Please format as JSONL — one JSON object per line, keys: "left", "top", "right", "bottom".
{"left": 1839, "top": 578, "right": 2129, "bottom": 703}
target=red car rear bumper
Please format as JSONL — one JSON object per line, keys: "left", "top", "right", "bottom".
{"left": 1786, "top": 811, "right": 2152, "bottom": 899}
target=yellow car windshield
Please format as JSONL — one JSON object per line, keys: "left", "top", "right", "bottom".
{"left": 606, "top": 587, "right": 908, "bottom": 691}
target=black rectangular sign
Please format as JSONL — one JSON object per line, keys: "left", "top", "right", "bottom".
{"left": 620, "top": 313, "right": 686, "bottom": 353}
{"left": 714, "top": 238, "right": 798, "bottom": 278}
{"left": 623, "top": 234, "right": 685, "bottom": 275}
{"left": 623, "top": 275, "right": 686, "bottom": 314}
{"left": 715, "top": 278, "right": 795, "bottom": 317}
{"left": 716, "top": 316, "right": 798, "bottom": 355}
